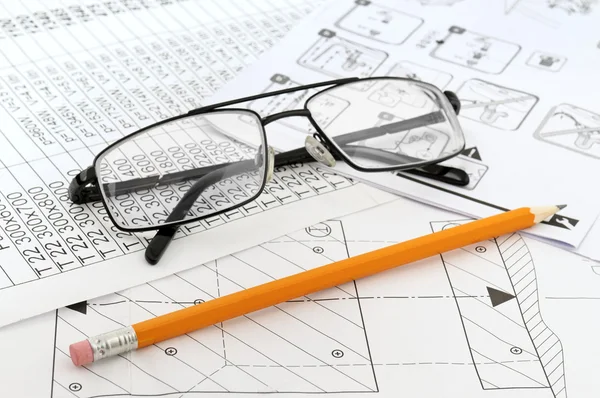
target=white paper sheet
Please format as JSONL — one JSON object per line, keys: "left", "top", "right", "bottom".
{"left": 1, "top": 195, "right": 599, "bottom": 398}
{"left": 0, "top": 0, "right": 398, "bottom": 328}
{"left": 206, "top": 0, "right": 600, "bottom": 259}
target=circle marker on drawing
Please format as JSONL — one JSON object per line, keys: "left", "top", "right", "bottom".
{"left": 332, "top": 349, "right": 344, "bottom": 358}
{"left": 510, "top": 347, "right": 522, "bottom": 355}
{"left": 165, "top": 347, "right": 178, "bottom": 356}
{"left": 306, "top": 223, "right": 332, "bottom": 237}
{"left": 69, "top": 383, "right": 82, "bottom": 392}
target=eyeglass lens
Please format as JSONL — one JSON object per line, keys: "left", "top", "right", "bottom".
{"left": 306, "top": 78, "right": 465, "bottom": 170}
{"left": 93, "top": 110, "right": 268, "bottom": 231}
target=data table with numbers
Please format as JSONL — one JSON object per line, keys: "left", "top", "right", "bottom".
{"left": 0, "top": 0, "right": 390, "bottom": 327}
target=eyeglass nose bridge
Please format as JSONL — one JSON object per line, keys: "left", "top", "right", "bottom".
{"left": 260, "top": 109, "right": 336, "bottom": 168}
{"left": 261, "top": 109, "right": 312, "bottom": 125}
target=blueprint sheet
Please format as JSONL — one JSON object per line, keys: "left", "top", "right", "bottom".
{"left": 0, "top": 195, "right": 598, "bottom": 397}
{"left": 0, "top": 0, "right": 397, "bottom": 328}
{"left": 207, "top": 0, "right": 600, "bottom": 261}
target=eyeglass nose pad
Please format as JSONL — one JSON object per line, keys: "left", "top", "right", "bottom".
{"left": 305, "top": 136, "right": 336, "bottom": 167}
{"left": 255, "top": 145, "right": 276, "bottom": 182}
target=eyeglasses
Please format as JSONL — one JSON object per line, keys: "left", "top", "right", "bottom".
{"left": 69, "top": 76, "right": 468, "bottom": 264}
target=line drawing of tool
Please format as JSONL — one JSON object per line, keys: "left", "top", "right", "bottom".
{"left": 461, "top": 96, "right": 535, "bottom": 125}
{"left": 430, "top": 26, "right": 521, "bottom": 74}
{"left": 456, "top": 80, "right": 538, "bottom": 130}
{"left": 297, "top": 29, "right": 388, "bottom": 79}
{"left": 505, "top": 0, "right": 597, "bottom": 28}
{"left": 534, "top": 104, "right": 600, "bottom": 158}
{"left": 555, "top": 216, "right": 576, "bottom": 230}
{"left": 460, "top": 95, "right": 536, "bottom": 109}
{"left": 544, "top": 127, "right": 600, "bottom": 149}
{"left": 334, "top": 1, "right": 423, "bottom": 45}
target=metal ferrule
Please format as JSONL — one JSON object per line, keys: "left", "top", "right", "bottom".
{"left": 89, "top": 326, "right": 138, "bottom": 361}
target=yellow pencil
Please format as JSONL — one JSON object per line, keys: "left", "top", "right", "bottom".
{"left": 69, "top": 205, "right": 564, "bottom": 366}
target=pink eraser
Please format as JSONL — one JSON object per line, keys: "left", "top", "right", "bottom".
{"left": 69, "top": 340, "right": 94, "bottom": 366}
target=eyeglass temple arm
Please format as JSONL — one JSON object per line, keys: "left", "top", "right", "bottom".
{"left": 68, "top": 166, "right": 102, "bottom": 204}
{"left": 145, "top": 159, "right": 255, "bottom": 264}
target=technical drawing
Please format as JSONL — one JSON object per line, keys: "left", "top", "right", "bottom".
{"left": 240, "top": 74, "right": 350, "bottom": 134}
{"left": 386, "top": 61, "right": 453, "bottom": 88}
{"left": 334, "top": 0, "right": 423, "bottom": 45}
{"left": 432, "top": 221, "right": 566, "bottom": 396}
{"left": 430, "top": 26, "right": 521, "bottom": 74}
{"left": 506, "top": 0, "right": 597, "bottom": 15}
{"left": 534, "top": 103, "right": 600, "bottom": 158}
{"left": 297, "top": 29, "right": 388, "bottom": 80}
{"left": 526, "top": 51, "right": 567, "bottom": 72}
{"left": 48, "top": 212, "right": 570, "bottom": 397}
{"left": 456, "top": 79, "right": 538, "bottom": 130}
{"left": 505, "top": 0, "right": 598, "bottom": 28}
{"left": 51, "top": 221, "right": 377, "bottom": 397}
{"left": 416, "top": 0, "right": 465, "bottom": 4}
{"left": 372, "top": 111, "right": 451, "bottom": 161}
{"left": 548, "top": 0, "right": 596, "bottom": 13}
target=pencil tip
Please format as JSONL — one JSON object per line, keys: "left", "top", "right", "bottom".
{"left": 530, "top": 205, "right": 566, "bottom": 223}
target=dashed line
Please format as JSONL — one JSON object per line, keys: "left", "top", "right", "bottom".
{"left": 91, "top": 300, "right": 197, "bottom": 306}
{"left": 90, "top": 295, "right": 491, "bottom": 306}
{"left": 215, "top": 259, "right": 227, "bottom": 363}
{"left": 232, "top": 359, "right": 539, "bottom": 368}
{"left": 267, "top": 239, "right": 400, "bottom": 244}
{"left": 287, "top": 295, "right": 490, "bottom": 302}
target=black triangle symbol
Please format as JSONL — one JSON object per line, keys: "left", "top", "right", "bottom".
{"left": 461, "top": 146, "right": 482, "bottom": 161}
{"left": 487, "top": 287, "right": 515, "bottom": 307}
{"left": 66, "top": 301, "right": 88, "bottom": 315}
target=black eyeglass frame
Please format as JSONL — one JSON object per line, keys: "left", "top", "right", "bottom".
{"left": 69, "top": 76, "right": 468, "bottom": 264}
{"left": 195, "top": 76, "right": 465, "bottom": 174}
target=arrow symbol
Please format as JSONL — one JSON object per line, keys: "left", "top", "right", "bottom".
{"left": 66, "top": 301, "right": 88, "bottom": 315}
{"left": 461, "top": 146, "right": 482, "bottom": 161}
{"left": 486, "top": 287, "right": 515, "bottom": 307}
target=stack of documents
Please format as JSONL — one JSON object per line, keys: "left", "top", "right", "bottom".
{"left": 0, "top": 0, "right": 599, "bottom": 397}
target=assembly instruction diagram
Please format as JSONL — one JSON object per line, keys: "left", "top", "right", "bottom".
{"left": 430, "top": 26, "right": 521, "bottom": 74}
{"left": 534, "top": 104, "right": 600, "bottom": 159}
{"left": 204, "top": 0, "right": 600, "bottom": 252}
{"left": 215, "top": 0, "right": 599, "bottom": 252}
{"left": 526, "top": 51, "right": 567, "bottom": 72}
{"left": 297, "top": 28, "right": 388, "bottom": 79}
{"left": 416, "top": 0, "right": 466, "bottom": 5}
{"left": 334, "top": 0, "right": 424, "bottom": 45}
{"left": 456, "top": 79, "right": 538, "bottom": 131}
{"left": 505, "top": 0, "right": 598, "bottom": 28}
